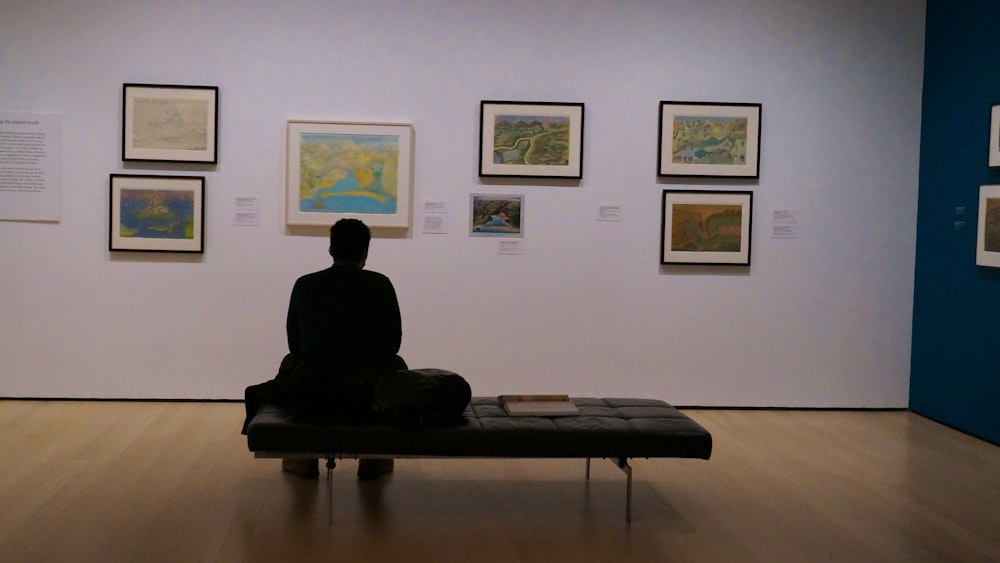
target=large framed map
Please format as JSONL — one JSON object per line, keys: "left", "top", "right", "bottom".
{"left": 479, "top": 101, "right": 584, "bottom": 179}
{"left": 286, "top": 121, "right": 413, "bottom": 228}
{"left": 657, "top": 101, "right": 761, "bottom": 178}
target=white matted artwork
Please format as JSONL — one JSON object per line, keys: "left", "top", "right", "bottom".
{"left": 660, "top": 189, "right": 752, "bottom": 265}
{"left": 122, "top": 83, "right": 218, "bottom": 163}
{"left": 657, "top": 101, "right": 761, "bottom": 178}
{"left": 470, "top": 193, "right": 523, "bottom": 237}
{"left": 286, "top": 120, "right": 413, "bottom": 228}
{"left": 976, "top": 184, "right": 1000, "bottom": 267}
{"left": 109, "top": 174, "right": 205, "bottom": 253}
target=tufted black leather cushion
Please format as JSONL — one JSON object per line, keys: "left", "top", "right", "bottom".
{"left": 247, "top": 397, "right": 712, "bottom": 460}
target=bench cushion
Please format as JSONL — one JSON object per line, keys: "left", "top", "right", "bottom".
{"left": 247, "top": 397, "right": 712, "bottom": 460}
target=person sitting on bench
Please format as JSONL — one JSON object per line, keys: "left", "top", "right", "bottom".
{"left": 242, "top": 218, "right": 404, "bottom": 480}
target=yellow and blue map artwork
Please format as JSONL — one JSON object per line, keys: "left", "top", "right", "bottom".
{"left": 119, "top": 189, "right": 195, "bottom": 239}
{"left": 298, "top": 133, "right": 399, "bottom": 214}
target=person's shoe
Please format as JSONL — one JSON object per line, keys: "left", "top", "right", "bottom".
{"left": 357, "top": 458, "right": 394, "bottom": 480}
{"left": 282, "top": 458, "right": 319, "bottom": 479}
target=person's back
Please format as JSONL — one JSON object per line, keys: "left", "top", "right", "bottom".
{"left": 243, "top": 218, "right": 403, "bottom": 428}
{"left": 283, "top": 218, "right": 403, "bottom": 414}
{"left": 288, "top": 263, "right": 401, "bottom": 386}
{"left": 244, "top": 218, "right": 470, "bottom": 480}
{"left": 243, "top": 218, "right": 404, "bottom": 479}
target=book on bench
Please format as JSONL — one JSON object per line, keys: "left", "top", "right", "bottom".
{"left": 498, "top": 394, "right": 580, "bottom": 417}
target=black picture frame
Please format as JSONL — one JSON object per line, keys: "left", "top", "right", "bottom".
{"left": 122, "top": 83, "right": 219, "bottom": 163}
{"left": 479, "top": 100, "right": 584, "bottom": 179}
{"left": 109, "top": 174, "right": 205, "bottom": 253}
{"left": 657, "top": 101, "right": 761, "bottom": 178}
{"left": 660, "top": 189, "right": 753, "bottom": 265}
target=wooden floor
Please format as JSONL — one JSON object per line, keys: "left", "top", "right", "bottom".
{"left": 1, "top": 402, "right": 998, "bottom": 562}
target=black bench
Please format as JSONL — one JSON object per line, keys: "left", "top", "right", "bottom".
{"left": 246, "top": 397, "right": 712, "bottom": 522}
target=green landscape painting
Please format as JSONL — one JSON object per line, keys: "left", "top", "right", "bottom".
{"left": 672, "top": 116, "right": 748, "bottom": 165}
{"left": 492, "top": 115, "right": 569, "bottom": 166}
{"left": 985, "top": 198, "right": 1000, "bottom": 252}
{"left": 671, "top": 203, "right": 743, "bottom": 252}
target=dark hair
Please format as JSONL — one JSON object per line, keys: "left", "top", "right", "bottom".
{"left": 329, "top": 218, "right": 371, "bottom": 262}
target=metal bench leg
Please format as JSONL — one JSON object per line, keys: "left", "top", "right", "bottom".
{"left": 585, "top": 458, "right": 591, "bottom": 480}
{"left": 612, "top": 457, "right": 632, "bottom": 522}
{"left": 326, "top": 458, "right": 336, "bottom": 524}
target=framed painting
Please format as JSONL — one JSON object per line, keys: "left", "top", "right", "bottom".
{"left": 660, "top": 189, "right": 752, "bottom": 265}
{"left": 989, "top": 104, "right": 1000, "bottom": 168}
{"left": 470, "top": 193, "right": 524, "bottom": 237}
{"left": 658, "top": 101, "right": 761, "bottom": 178}
{"left": 286, "top": 121, "right": 413, "bottom": 228}
{"left": 479, "top": 101, "right": 584, "bottom": 178}
{"left": 109, "top": 174, "right": 205, "bottom": 253}
{"left": 122, "top": 83, "right": 218, "bottom": 163}
{"left": 976, "top": 184, "right": 1000, "bottom": 267}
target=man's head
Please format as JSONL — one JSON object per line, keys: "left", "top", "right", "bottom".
{"left": 329, "top": 218, "right": 371, "bottom": 266}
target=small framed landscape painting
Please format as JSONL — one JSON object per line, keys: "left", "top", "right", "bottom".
{"left": 286, "top": 120, "right": 413, "bottom": 228}
{"left": 658, "top": 101, "right": 761, "bottom": 178}
{"left": 122, "top": 83, "right": 218, "bottom": 163}
{"left": 660, "top": 189, "right": 752, "bottom": 266}
{"left": 977, "top": 184, "right": 1000, "bottom": 267}
{"left": 470, "top": 193, "right": 524, "bottom": 237}
{"left": 109, "top": 174, "right": 205, "bottom": 253}
{"left": 479, "top": 101, "right": 584, "bottom": 179}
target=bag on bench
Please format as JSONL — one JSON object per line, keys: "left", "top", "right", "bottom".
{"left": 374, "top": 369, "right": 471, "bottom": 427}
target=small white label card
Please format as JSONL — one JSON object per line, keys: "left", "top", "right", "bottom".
{"left": 422, "top": 213, "right": 449, "bottom": 234}
{"left": 234, "top": 211, "right": 261, "bottom": 227}
{"left": 771, "top": 208, "right": 798, "bottom": 224}
{"left": 423, "top": 199, "right": 449, "bottom": 214}
{"left": 235, "top": 195, "right": 260, "bottom": 211}
{"left": 233, "top": 195, "right": 261, "bottom": 226}
{"left": 771, "top": 224, "right": 798, "bottom": 239}
{"left": 498, "top": 239, "right": 525, "bottom": 255}
{"left": 597, "top": 204, "right": 624, "bottom": 222}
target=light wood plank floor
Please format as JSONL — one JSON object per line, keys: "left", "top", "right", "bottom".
{"left": 1, "top": 401, "right": 998, "bottom": 562}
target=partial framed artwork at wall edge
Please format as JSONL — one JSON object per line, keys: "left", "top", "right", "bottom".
{"left": 976, "top": 184, "right": 1000, "bottom": 268}
{"left": 109, "top": 174, "right": 205, "bottom": 253}
{"left": 479, "top": 101, "right": 584, "bottom": 179}
{"left": 658, "top": 101, "right": 761, "bottom": 178}
{"left": 286, "top": 121, "right": 413, "bottom": 228}
{"left": 660, "top": 189, "right": 752, "bottom": 266}
{"left": 122, "top": 83, "right": 218, "bottom": 163}
{"left": 988, "top": 103, "right": 1000, "bottom": 168}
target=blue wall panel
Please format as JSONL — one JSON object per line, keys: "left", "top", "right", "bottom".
{"left": 912, "top": 0, "right": 1000, "bottom": 444}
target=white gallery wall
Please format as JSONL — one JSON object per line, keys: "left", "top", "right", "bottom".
{"left": 0, "top": 0, "right": 925, "bottom": 405}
